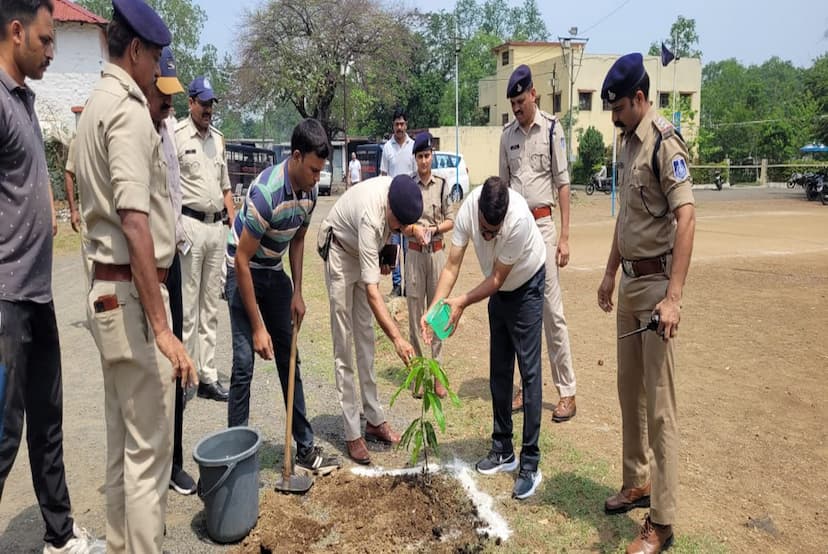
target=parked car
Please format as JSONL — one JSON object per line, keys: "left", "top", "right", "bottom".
{"left": 318, "top": 160, "right": 332, "bottom": 196}
{"left": 431, "top": 151, "right": 470, "bottom": 200}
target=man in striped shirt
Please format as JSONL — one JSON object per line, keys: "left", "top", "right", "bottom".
{"left": 225, "top": 119, "right": 339, "bottom": 474}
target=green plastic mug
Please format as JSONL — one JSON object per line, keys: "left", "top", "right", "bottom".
{"left": 425, "top": 299, "right": 454, "bottom": 340}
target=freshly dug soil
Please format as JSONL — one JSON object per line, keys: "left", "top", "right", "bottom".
{"left": 236, "top": 470, "right": 488, "bottom": 553}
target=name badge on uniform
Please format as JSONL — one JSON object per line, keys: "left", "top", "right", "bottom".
{"left": 185, "top": 149, "right": 196, "bottom": 155}
{"left": 510, "top": 144, "right": 520, "bottom": 151}
{"left": 672, "top": 158, "right": 689, "bottom": 181}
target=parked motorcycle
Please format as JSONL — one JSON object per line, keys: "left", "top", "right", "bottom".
{"left": 713, "top": 170, "right": 724, "bottom": 191}
{"left": 803, "top": 170, "right": 828, "bottom": 204}
{"left": 585, "top": 171, "right": 612, "bottom": 195}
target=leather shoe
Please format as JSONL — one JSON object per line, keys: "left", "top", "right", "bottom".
{"left": 552, "top": 395, "right": 576, "bottom": 422}
{"left": 626, "top": 515, "right": 673, "bottom": 554}
{"left": 605, "top": 482, "right": 651, "bottom": 514}
{"left": 197, "top": 381, "right": 229, "bottom": 402}
{"left": 365, "top": 421, "right": 401, "bottom": 444}
{"left": 346, "top": 438, "right": 371, "bottom": 465}
{"left": 511, "top": 387, "right": 523, "bottom": 413}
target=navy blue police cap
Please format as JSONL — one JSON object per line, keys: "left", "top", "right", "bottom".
{"left": 188, "top": 76, "right": 217, "bottom": 102}
{"left": 601, "top": 53, "right": 647, "bottom": 102}
{"left": 507, "top": 64, "right": 532, "bottom": 98}
{"left": 412, "top": 132, "right": 433, "bottom": 155}
{"left": 388, "top": 175, "right": 423, "bottom": 226}
{"left": 112, "top": 0, "right": 171, "bottom": 47}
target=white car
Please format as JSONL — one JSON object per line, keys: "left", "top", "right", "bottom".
{"left": 431, "top": 151, "right": 470, "bottom": 201}
{"left": 318, "top": 160, "right": 332, "bottom": 196}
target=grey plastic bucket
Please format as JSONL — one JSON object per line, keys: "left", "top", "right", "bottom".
{"left": 193, "top": 426, "right": 262, "bottom": 543}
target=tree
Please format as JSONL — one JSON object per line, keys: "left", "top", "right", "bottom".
{"left": 805, "top": 54, "right": 828, "bottom": 144}
{"left": 648, "top": 15, "right": 702, "bottom": 59}
{"left": 575, "top": 126, "right": 604, "bottom": 184}
{"left": 236, "top": 0, "right": 417, "bottom": 140}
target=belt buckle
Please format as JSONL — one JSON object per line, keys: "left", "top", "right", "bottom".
{"left": 622, "top": 259, "right": 635, "bottom": 278}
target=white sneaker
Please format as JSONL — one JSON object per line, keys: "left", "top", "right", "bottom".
{"left": 42, "top": 523, "right": 106, "bottom": 554}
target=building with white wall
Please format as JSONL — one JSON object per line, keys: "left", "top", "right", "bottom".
{"left": 29, "top": 0, "right": 107, "bottom": 143}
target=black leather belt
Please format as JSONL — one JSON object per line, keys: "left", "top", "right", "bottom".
{"left": 182, "top": 205, "right": 226, "bottom": 223}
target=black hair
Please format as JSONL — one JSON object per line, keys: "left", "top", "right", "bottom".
{"left": 479, "top": 176, "right": 509, "bottom": 226}
{"left": 392, "top": 107, "right": 407, "bottom": 122}
{"left": 291, "top": 118, "right": 330, "bottom": 159}
{"left": 106, "top": 12, "right": 159, "bottom": 59}
{"left": 0, "top": 0, "right": 53, "bottom": 40}
{"left": 628, "top": 72, "right": 650, "bottom": 100}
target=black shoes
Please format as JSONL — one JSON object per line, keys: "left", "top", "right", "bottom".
{"left": 296, "top": 445, "right": 341, "bottom": 476}
{"left": 170, "top": 466, "right": 197, "bottom": 495}
{"left": 197, "top": 381, "right": 229, "bottom": 402}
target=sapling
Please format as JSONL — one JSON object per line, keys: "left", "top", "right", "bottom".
{"left": 390, "top": 356, "right": 460, "bottom": 471}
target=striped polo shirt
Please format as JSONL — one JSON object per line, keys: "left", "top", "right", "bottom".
{"left": 226, "top": 160, "right": 317, "bottom": 271}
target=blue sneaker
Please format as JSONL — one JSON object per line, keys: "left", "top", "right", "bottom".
{"left": 512, "top": 468, "right": 542, "bottom": 500}
{"left": 475, "top": 451, "right": 518, "bottom": 475}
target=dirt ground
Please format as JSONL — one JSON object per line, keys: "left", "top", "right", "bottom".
{"left": 1, "top": 186, "right": 826, "bottom": 553}
{"left": 237, "top": 471, "right": 484, "bottom": 553}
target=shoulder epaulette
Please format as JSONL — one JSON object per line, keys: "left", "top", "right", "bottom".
{"left": 174, "top": 118, "right": 188, "bottom": 132}
{"left": 210, "top": 125, "right": 224, "bottom": 137}
{"left": 538, "top": 110, "right": 556, "bottom": 124}
{"left": 652, "top": 115, "right": 675, "bottom": 140}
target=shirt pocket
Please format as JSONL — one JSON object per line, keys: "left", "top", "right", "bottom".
{"left": 530, "top": 151, "right": 550, "bottom": 174}
{"left": 507, "top": 148, "right": 522, "bottom": 174}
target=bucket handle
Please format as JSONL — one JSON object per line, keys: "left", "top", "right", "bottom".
{"left": 197, "top": 461, "right": 237, "bottom": 499}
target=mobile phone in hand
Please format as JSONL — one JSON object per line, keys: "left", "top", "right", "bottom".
{"left": 379, "top": 244, "right": 399, "bottom": 267}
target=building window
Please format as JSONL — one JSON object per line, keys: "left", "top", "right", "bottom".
{"left": 501, "top": 50, "right": 509, "bottom": 66}
{"left": 553, "top": 93, "right": 562, "bottom": 113}
{"left": 501, "top": 113, "right": 509, "bottom": 125}
{"left": 578, "top": 91, "right": 592, "bottom": 111}
{"left": 602, "top": 98, "right": 612, "bottom": 111}
{"left": 659, "top": 92, "right": 670, "bottom": 109}
{"left": 482, "top": 106, "right": 491, "bottom": 123}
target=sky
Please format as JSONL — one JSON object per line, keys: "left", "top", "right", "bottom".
{"left": 200, "top": 0, "right": 828, "bottom": 68}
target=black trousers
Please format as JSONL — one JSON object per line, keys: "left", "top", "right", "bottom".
{"left": 0, "top": 300, "right": 74, "bottom": 547}
{"left": 488, "top": 266, "right": 545, "bottom": 472}
{"left": 165, "top": 254, "right": 186, "bottom": 471}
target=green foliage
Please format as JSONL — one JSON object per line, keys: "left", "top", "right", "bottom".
{"left": 390, "top": 357, "right": 460, "bottom": 468}
{"left": 805, "top": 54, "right": 828, "bottom": 144}
{"left": 648, "top": 15, "right": 702, "bottom": 59}
{"left": 45, "top": 139, "right": 68, "bottom": 201}
{"left": 575, "top": 126, "right": 605, "bottom": 184}
{"left": 700, "top": 57, "right": 819, "bottom": 163}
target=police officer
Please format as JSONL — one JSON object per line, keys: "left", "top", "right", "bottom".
{"left": 402, "top": 132, "right": 456, "bottom": 398}
{"left": 317, "top": 175, "right": 421, "bottom": 464}
{"left": 597, "top": 53, "right": 695, "bottom": 554}
{"left": 74, "top": 1, "right": 196, "bottom": 551}
{"left": 175, "top": 75, "right": 235, "bottom": 402}
{"left": 500, "top": 64, "right": 578, "bottom": 422}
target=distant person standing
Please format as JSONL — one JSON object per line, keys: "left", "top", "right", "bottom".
{"left": 175, "top": 75, "right": 235, "bottom": 402}
{"left": 380, "top": 107, "right": 415, "bottom": 297}
{"left": 500, "top": 64, "right": 578, "bottom": 423}
{"left": 597, "top": 53, "right": 696, "bottom": 554}
{"left": 64, "top": 136, "right": 93, "bottom": 283}
{"left": 0, "top": 1, "right": 104, "bottom": 551}
{"left": 348, "top": 151, "right": 361, "bottom": 188}
{"left": 401, "top": 132, "right": 455, "bottom": 398}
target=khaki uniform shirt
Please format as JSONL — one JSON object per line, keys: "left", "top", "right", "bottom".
{"left": 414, "top": 173, "right": 456, "bottom": 238}
{"left": 174, "top": 116, "right": 230, "bottom": 213}
{"left": 617, "top": 106, "right": 695, "bottom": 261}
{"left": 74, "top": 63, "right": 175, "bottom": 268}
{"left": 321, "top": 176, "right": 392, "bottom": 284}
{"left": 499, "top": 109, "right": 570, "bottom": 210}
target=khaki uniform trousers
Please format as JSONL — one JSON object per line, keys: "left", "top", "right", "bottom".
{"left": 536, "top": 217, "right": 576, "bottom": 396}
{"left": 404, "top": 247, "right": 445, "bottom": 361}
{"left": 324, "top": 242, "right": 386, "bottom": 441}
{"left": 616, "top": 274, "right": 678, "bottom": 525}
{"left": 87, "top": 280, "right": 174, "bottom": 553}
{"left": 180, "top": 216, "right": 225, "bottom": 384}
